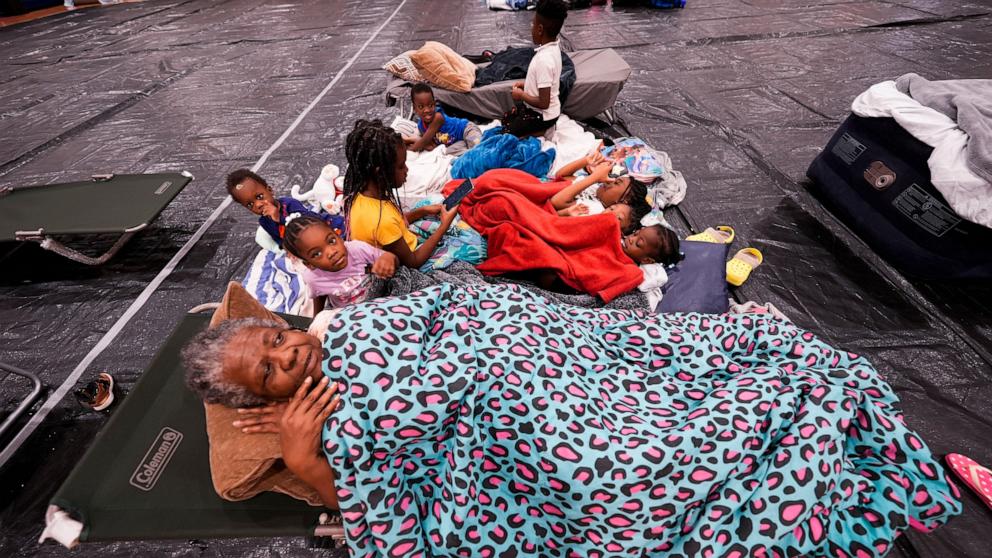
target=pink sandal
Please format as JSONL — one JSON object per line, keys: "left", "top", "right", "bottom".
{"left": 946, "top": 453, "right": 992, "bottom": 509}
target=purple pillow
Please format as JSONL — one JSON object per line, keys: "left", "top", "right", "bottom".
{"left": 657, "top": 240, "right": 730, "bottom": 314}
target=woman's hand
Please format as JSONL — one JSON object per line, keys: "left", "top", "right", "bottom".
{"left": 233, "top": 402, "right": 288, "bottom": 434}
{"left": 371, "top": 252, "right": 399, "bottom": 279}
{"left": 279, "top": 376, "right": 341, "bottom": 475}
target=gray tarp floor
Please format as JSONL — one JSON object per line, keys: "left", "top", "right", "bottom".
{"left": 1, "top": 0, "right": 991, "bottom": 556}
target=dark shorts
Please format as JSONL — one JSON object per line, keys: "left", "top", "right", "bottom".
{"left": 502, "top": 103, "right": 558, "bottom": 137}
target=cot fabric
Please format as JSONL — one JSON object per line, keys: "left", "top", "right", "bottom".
{"left": 348, "top": 194, "right": 418, "bottom": 251}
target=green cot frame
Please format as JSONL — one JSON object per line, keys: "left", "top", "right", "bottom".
{"left": 0, "top": 172, "right": 193, "bottom": 265}
{"left": 43, "top": 312, "right": 345, "bottom": 548}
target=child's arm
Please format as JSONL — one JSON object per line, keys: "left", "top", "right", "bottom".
{"left": 370, "top": 252, "right": 399, "bottom": 279}
{"left": 512, "top": 84, "right": 551, "bottom": 111}
{"left": 408, "top": 113, "right": 445, "bottom": 152}
{"left": 405, "top": 204, "right": 442, "bottom": 223}
{"left": 557, "top": 204, "right": 589, "bottom": 217}
{"left": 550, "top": 163, "right": 611, "bottom": 210}
{"left": 554, "top": 142, "right": 604, "bottom": 179}
{"left": 384, "top": 205, "right": 459, "bottom": 269}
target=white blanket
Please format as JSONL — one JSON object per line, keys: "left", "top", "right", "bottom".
{"left": 851, "top": 81, "right": 992, "bottom": 228}
{"left": 544, "top": 115, "right": 603, "bottom": 175}
{"left": 390, "top": 114, "right": 604, "bottom": 199}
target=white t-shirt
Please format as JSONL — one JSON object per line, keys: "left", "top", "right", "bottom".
{"left": 524, "top": 41, "right": 562, "bottom": 121}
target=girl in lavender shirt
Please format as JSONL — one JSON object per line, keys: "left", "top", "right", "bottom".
{"left": 282, "top": 215, "right": 398, "bottom": 313}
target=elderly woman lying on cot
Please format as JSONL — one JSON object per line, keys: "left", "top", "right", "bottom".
{"left": 182, "top": 282, "right": 959, "bottom": 557}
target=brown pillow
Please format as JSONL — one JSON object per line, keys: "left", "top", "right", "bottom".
{"left": 203, "top": 282, "right": 322, "bottom": 506}
{"left": 409, "top": 41, "right": 476, "bottom": 93}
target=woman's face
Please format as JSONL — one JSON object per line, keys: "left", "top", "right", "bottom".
{"left": 222, "top": 326, "right": 323, "bottom": 400}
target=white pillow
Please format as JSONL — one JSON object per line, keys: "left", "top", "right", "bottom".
{"left": 383, "top": 51, "right": 424, "bottom": 82}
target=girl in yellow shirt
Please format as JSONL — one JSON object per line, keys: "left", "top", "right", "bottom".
{"left": 342, "top": 119, "right": 458, "bottom": 269}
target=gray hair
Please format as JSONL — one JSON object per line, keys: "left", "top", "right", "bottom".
{"left": 181, "top": 317, "right": 282, "bottom": 407}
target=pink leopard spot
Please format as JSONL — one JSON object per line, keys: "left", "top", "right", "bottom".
{"left": 782, "top": 502, "right": 805, "bottom": 523}
{"left": 606, "top": 515, "right": 633, "bottom": 527}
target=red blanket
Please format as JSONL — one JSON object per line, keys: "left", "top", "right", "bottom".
{"left": 451, "top": 168, "right": 643, "bottom": 302}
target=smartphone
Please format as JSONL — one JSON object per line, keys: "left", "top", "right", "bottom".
{"left": 444, "top": 178, "right": 474, "bottom": 210}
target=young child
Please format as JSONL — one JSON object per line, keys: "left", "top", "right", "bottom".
{"left": 405, "top": 84, "right": 482, "bottom": 153}
{"left": 621, "top": 223, "right": 681, "bottom": 266}
{"left": 506, "top": 0, "right": 568, "bottom": 137}
{"left": 342, "top": 119, "right": 461, "bottom": 270}
{"left": 282, "top": 215, "right": 398, "bottom": 313}
{"left": 532, "top": 223, "right": 680, "bottom": 292}
{"left": 226, "top": 169, "right": 344, "bottom": 250}
{"left": 554, "top": 148, "right": 652, "bottom": 216}
{"left": 548, "top": 160, "right": 652, "bottom": 234}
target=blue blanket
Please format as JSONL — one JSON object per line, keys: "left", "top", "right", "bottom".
{"left": 320, "top": 283, "right": 960, "bottom": 557}
{"left": 450, "top": 128, "right": 555, "bottom": 179}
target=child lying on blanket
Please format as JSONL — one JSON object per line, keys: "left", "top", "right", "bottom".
{"left": 549, "top": 160, "right": 652, "bottom": 234}
{"left": 404, "top": 84, "right": 483, "bottom": 153}
{"left": 226, "top": 169, "right": 344, "bottom": 250}
{"left": 282, "top": 215, "right": 398, "bottom": 313}
{"left": 343, "top": 119, "right": 480, "bottom": 271}
{"left": 533, "top": 222, "right": 680, "bottom": 291}
{"left": 554, "top": 147, "right": 654, "bottom": 217}
{"left": 455, "top": 168, "right": 680, "bottom": 301}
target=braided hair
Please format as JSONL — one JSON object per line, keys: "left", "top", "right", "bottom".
{"left": 342, "top": 119, "right": 405, "bottom": 221}
{"left": 281, "top": 214, "right": 325, "bottom": 260}
{"left": 650, "top": 225, "right": 682, "bottom": 267}
{"left": 618, "top": 177, "right": 649, "bottom": 207}
{"left": 622, "top": 178, "right": 652, "bottom": 233}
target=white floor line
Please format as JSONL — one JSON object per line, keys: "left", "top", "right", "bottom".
{"left": 0, "top": 0, "right": 410, "bottom": 469}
